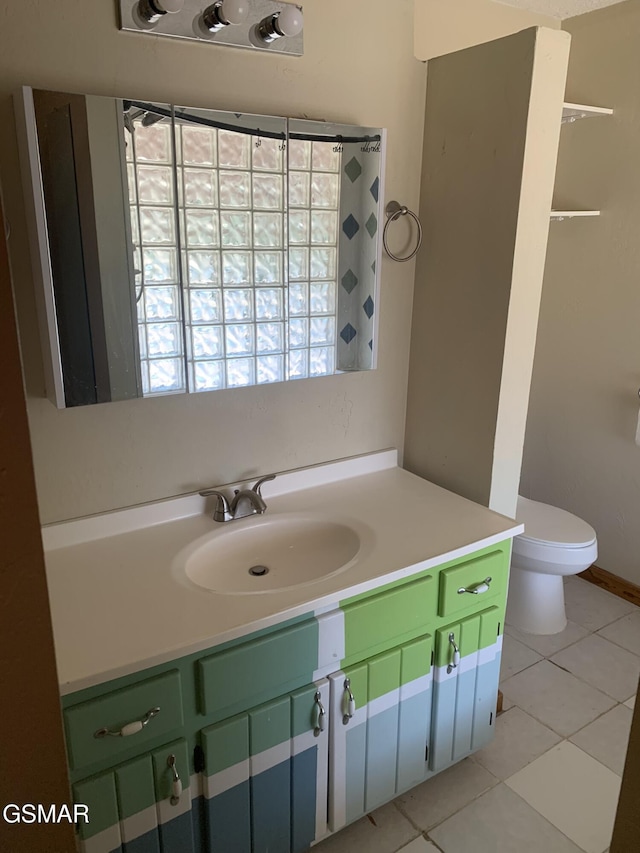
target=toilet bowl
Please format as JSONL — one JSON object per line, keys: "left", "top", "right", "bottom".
{"left": 507, "top": 496, "right": 597, "bottom": 635}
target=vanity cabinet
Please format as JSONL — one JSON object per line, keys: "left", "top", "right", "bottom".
{"left": 63, "top": 539, "right": 511, "bottom": 853}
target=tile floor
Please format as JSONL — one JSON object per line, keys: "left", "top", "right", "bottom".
{"left": 313, "top": 576, "right": 639, "bottom": 853}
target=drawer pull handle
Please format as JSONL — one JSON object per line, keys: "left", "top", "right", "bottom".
{"left": 167, "top": 754, "right": 182, "bottom": 806}
{"left": 94, "top": 706, "right": 160, "bottom": 739}
{"left": 342, "top": 678, "right": 356, "bottom": 725}
{"left": 447, "top": 632, "right": 460, "bottom": 674}
{"left": 313, "top": 690, "right": 326, "bottom": 737}
{"left": 458, "top": 576, "right": 492, "bottom": 595}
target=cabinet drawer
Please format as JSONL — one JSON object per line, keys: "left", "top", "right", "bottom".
{"left": 198, "top": 619, "right": 319, "bottom": 721}
{"left": 438, "top": 549, "right": 508, "bottom": 617}
{"left": 342, "top": 574, "right": 436, "bottom": 667}
{"left": 64, "top": 670, "right": 184, "bottom": 771}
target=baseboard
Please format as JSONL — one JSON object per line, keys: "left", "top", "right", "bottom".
{"left": 578, "top": 565, "right": 640, "bottom": 608}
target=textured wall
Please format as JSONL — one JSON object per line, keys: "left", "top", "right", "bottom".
{"left": 522, "top": 0, "right": 640, "bottom": 585}
{"left": 414, "top": 0, "right": 559, "bottom": 60}
{"left": 494, "top": 0, "right": 625, "bottom": 20}
{"left": 0, "top": 0, "right": 426, "bottom": 523}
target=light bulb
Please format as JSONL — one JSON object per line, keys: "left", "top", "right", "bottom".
{"left": 137, "top": 0, "right": 184, "bottom": 25}
{"left": 274, "top": 5, "right": 303, "bottom": 37}
{"left": 202, "top": 0, "right": 248, "bottom": 31}
{"left": 218, "top": 0, "right": 248, "bottom": 25}
{"left": 256, "top": 5, "right": 303, "bottom": 43}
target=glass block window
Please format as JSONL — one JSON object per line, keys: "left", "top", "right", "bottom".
{"left": 179, "top": 124, "right": 287, "bottom": 390}
{"left": 126, "top": 116, "right": 186, "bottom": 396}
{"left": 127, "top": 112, "right": 341, "bottom": 393}
{"left": 287, "top": 139, "right": 340, "bottom": 379}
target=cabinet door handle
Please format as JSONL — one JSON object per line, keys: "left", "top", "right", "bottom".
{"left": 94, "top": 706, "right": 160, "bottom": 739}
{"left": 342, "top": 678, "right": 356, "bottom": 725}
{"left": 313, "top": 690, "right": 326, "bottom": 737}
{"left": 458, "top": 576, "right": 492, "bottom": 595}
{"left": 447, "top": 632, "right": 460, "bottom": 674}
{"left": 167, "top": 754, "right": 182, "bottom": 806}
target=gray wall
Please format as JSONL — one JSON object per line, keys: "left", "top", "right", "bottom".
{"left": 522, "top": 0, "right": 640, "bottom": 586}
{"left": 404, "top": 27, "right": 569, "bottom": 518}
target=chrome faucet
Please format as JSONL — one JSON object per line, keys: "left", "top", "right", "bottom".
{"left": 199, "top": 474, "right": 276, "bottom": 522}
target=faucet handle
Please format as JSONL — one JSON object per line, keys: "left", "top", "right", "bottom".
{"left": 251, "top": 474, "right": 276, "bottom": 497}
{"left": 198, "top": 489, "right": 231, "bottom": 522}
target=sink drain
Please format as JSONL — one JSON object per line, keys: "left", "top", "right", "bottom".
{"left": 248, "top": 565, "right": 269, "bottom": 577}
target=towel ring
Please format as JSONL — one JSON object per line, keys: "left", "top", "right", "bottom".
{"left": 383, "top": 200, "right": 423, "bottom": 262}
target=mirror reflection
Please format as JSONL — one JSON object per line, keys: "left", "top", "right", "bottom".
{"left": 26, "top": 89, "right": 384, "bottom": 406}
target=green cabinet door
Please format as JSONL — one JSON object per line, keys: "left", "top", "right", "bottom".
{"left": 72, "top": 738, "right": 194, "bottom": 853}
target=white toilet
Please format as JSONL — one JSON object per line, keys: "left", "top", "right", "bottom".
{"left": 507, "top": 496, "right": 598, "bottom": 635}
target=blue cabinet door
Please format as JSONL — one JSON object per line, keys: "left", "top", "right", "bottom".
{"left": 73, "top": 739, "right": 194, "bottom": 853}
{"left": 430, "top": 606, "right": 502, "bottom": 772}
{"left": 200, "top": 679, "right": 329, "bottom": 853}
{"left": 328, "top": 634, "right": 433, "bottom": 832}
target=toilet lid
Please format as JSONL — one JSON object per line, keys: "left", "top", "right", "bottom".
{"left": 516, "top": 496, "right": 597, "bottom": 547}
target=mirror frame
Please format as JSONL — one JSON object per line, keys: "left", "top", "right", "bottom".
{"left": 14, "top": 86, "right": 386, "bottom": 408}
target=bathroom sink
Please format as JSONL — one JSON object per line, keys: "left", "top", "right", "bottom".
{"left": 177, "top": 515, "right": 361, "bottom": 594}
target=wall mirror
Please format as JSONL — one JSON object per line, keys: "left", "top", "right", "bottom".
{"left": 16, "top": 88, "right": 385, "bottom": 408}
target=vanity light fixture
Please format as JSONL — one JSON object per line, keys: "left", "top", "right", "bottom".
{"left": 256, "top": 5, "right": 303, "bottom": 42}
{"left": 135, "top": 0, "right": 184, "bottom": 27}
{"left": 201, "top": 0, "right": 248, "bottom": 32}
{"left": 119, "top": 0, "right": 304, "bottom": 56}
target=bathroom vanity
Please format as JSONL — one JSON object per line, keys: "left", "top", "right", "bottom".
{"left": 43, "top": 451, "right": 522, "bottom": 852}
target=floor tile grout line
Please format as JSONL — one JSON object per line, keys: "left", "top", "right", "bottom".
{"left": 392, "top": 798, "right": 423, "bottom": 835}
{"left": 593, "top": 630, "right": 640, "bottom": 659}
{"left": 559, "top": 737, "right": 627, "bottom": 781}
{"left": 497, "top": 735, "right": 619, "bottom": 786}
{"left": 500, "top": 675, "right": 626, "bottom": 740}
{"left": 531, "top": 632, "right": 640, "bottom": 703}
{"left": 469, "top": 733, "right": 561, "bottom": 781}
{"left": 392, "top": 830, "right": 444, "bottom": 853}
{"left": 394, "top": 832, "right": 446, "bottom": 853}
{"left": 501, "top": 778, "right": 596, "bottom": 853}
{"left": 495, "top": 699, "right": 567, "bottom": 740}
{"left": 564, "top": 698, "right": 634, "bottom": 743}
{"left": 393, "top": 769, "right": 501, "bottom": 836}
{"left": 501, "top": 658, "right": 546, "bottom": 681}
{"left": 576, "top": 626, "right": 640, "bottom": 663}
{"left": 389, "top": 826, "right": 422, "bottom": 853}
{"left": 503, "top": 627, "right": 589, "bottom": 659}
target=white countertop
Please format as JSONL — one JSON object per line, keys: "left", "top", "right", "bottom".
{"left": 43, "top": 451, "right": 523, "bottom": 695}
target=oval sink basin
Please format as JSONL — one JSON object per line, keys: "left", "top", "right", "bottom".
{"left": 179, "top": 515, "right": 361, "bottom": 594}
